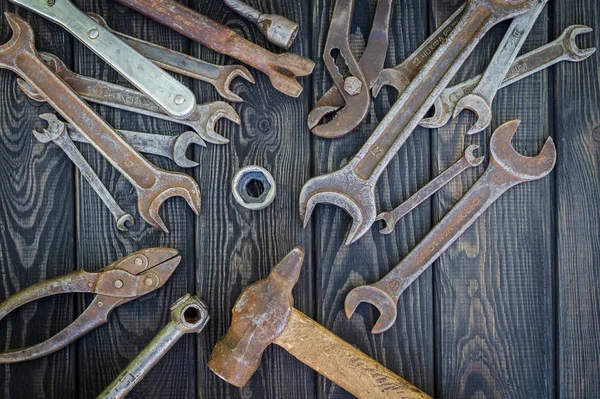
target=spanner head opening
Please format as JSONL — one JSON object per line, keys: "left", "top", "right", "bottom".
{"left": 345, "top": 285, "right": 398, "bottom": 334}
{"left": 33, "top": 113, "right": 64, "bottom": 142}
{"left": 453, "top": 94, "right": 493, "bottom": 135}
{"left": 172, "top": 132, "right": 205, "bottom": 169}
{"left": 563, "top": 25, "right": 597, "bottom": 60}
{"left": 0, "top": 13, "right": 37, "bottom": 67}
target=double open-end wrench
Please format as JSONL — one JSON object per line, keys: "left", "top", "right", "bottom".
{"left": 115, "top": 0, "right": 315, "bottom": 98}
{"left": 377, "top": 145, "right": 484, "bottom": 234}
{"left": 344, "top": 121, "right": 556, "bottom": 334}
{"left": 420, "top": 25, "right": 596, "bottom": 129}
{"left": 87, "top": 13, "right": 255, "bottom": 103}
{"left": 17, "top": 53, "right": 239, "bottom": 145}
{"left": 308, "top": 0, "right": 393, "bottom": 138}
{"left": 34, "top": 114, "right": 134, "bottom": 232}
{"left": 9, "top": 0, "right": 196, "bottom": 118}
{"left": 0, "top": 13, "right": 201, "bottom": 232}
{"left": 300, "top": 0, "right": 533, "bottom": 246}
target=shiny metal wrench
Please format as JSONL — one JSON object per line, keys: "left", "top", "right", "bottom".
{"left": 377, "top": 144, "right": 484, "bottom": 234}
{"left": 300, "top": 0, "right": 533, "bottom": 245}
{"left": 34, "top": 114, "right": 134, "bottom": 232}
{"left": 421, "top": 25, "right": 596, "bottom": 129}
{"left": 345, "top": 120, "right": 557, "bottom": 334}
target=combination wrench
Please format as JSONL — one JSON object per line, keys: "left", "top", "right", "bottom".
{"left": 0, "top": 13, "right": 202, "bottom": 233}
{"left": 345, "top": 120, "right": 557, "bottom": 334}
{"left": 300, "top": 0, "right": 533, "bottom": 245}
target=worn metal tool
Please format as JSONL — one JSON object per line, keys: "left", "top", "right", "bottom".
{"left": 209, "top": 247, "right": 431, "bottom": 398}
{"left": 309, "top": 0, "right": 393, "bottom": 138}
{"left": 377, "top": 145, "right": 484, "bottom": 235}
{"left": 9, "top": 0, "right": 196, "bottom": 118}
{"left": 222, "top": 0, "right": 299, "bottom": 49}
{"left": 421, "top": 25, "right": 596, "bottom": 129}
{"left": 17, "top": 52, "right": 239, "bottom": 145}
{"left": 34, "top": 114, "right": 134, "bottom": 231}
{"left": 115, "top": 0, "right": 315, "bottom": 98}
{"left": 300, "top": 0, "right": 533, "bottom": 245}
{"left": 98, "top": 294, "right": 209, "bottom": 399}
{"left": 345, "top": 121, "right": 557, "bottom": 334}
{"left": 0, "top": 13, "right": 202, "bottom": 232}
{"left": 0, "top": 248, "right": 181, "bottom": 363}
{"left": 87, "top": 13, "right": 255, "bottom": 103}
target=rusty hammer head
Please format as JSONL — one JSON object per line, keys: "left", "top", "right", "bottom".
{"left": 208, "top": 247, "right": 304, "bottom": 387}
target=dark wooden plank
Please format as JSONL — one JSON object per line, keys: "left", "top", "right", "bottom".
{"left": 430, "top": 1, "right": 555, "bottom": 397}
{"left": 553, "top": 1, "right": 600, "bottom": 397}
{"left": 0, "top": 6, "right": 76, "bottom": 399}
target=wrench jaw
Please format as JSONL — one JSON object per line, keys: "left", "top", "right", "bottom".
{"left": 191, "top": 102, "right": 240, "bottom": 145}
{"left": 464, "top": 144, "right": 485, "bottom": 167}
{"left": 375, "top": 212, "right": 396, "bottom": 235}
{"left": 453, "top": 94, "right": 493, "bottom": 135}
{"left": 218, "top": 65, "right": 256, "bottom": 103}
{"left": 266, "top": 52, "right": 315, "bottom": 98}
{"left": 306, "top": 105, "right": 341, "bottom": 130}
{"left": 310, "top": 92, "right": 371, "bottom": 138}
{"left": 172, "top": 132, "right": 205, "bottom": 169}
{"left": 419, "top": 97, "right": 450, "bottom": 129}
{"left": 344, "top": 285, "right": 397, "bottom": 335}
{"left": 0, "top": 13, "right": 37, "bottom": 68}
{"left": 564, "top": 25, "right": 597, "bottom": 61}
{"left": 371, "top": 68, "right": 410, "bottom": 98}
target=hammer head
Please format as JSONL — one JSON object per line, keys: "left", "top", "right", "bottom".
{"left": 208, "top": 247, "right": 305, "bottom": 387}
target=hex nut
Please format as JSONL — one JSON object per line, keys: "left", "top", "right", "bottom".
{"left": 232, "top": 166, "right": 276, "bottom": 210}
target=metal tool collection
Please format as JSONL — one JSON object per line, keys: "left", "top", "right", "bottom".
{"left": 0, "top": 0, "right": 595, "bottom": 397}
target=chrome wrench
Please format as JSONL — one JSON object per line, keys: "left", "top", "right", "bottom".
{"left": 345, "top": 121, "right": 557, "bottom": 334}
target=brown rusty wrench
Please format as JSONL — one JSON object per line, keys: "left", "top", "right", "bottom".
{"left": 300, "top": 0, "right": 533, "bottom": 246}
{"left": 308, "top": 0, "right": 393, "bottom": 138}
{"left": 115, "top": 0, "right": 315, "bottom": 98}
{"left": 0, "top": 13, "right": 201, "bottom": 233}
{"left": 345, "top": 121, "right": 556, "bottom": 334}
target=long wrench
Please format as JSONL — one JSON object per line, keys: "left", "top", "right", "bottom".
{"left": 115, "top": 0, "right": 315, "bottom": 98}
{"left": 377, "top": 145, "right": 484, "bottom": 234}
{"left": 420, "top": 25, "right": 596, "bottom": 129}
{"left": 9, "top": 0, "right": 196, "bottom": 118}
{"left": 300, "top": 0, "right": 533, "bottom": 246}
{"left": 0, "top": 13, "right": 201, "bottom": 233}
{"left": 345, "top": 121, "right": 557, "bottom": 334}
{"left": 34, "top": 114, "right": 134, "bottom": 232}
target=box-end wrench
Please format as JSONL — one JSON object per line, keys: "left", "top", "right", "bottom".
{"left": 344, "top": 121, "right": 556, "bottom": 334}
{"left": 33, "top": 114, "right": 134, "bottom": 232}
{"left": 97, "top": 294, "right": 209, "bottom": 399}
{"left": 115, "top": 0, "right": 315, "bottom": 98}
{"left": 9, "top": 0, "right": 196, "bottom": 118}
{"left": 16, "top": 53, "right": 239, "bottom": 145}
{"left": 87, "top": 13, "right": 255, "bottom": 103}
{"left": 420, "top": 25, "right": 596, "bottom": 129}
{"left": 0, "top": 13, "right": 201, "bottom": 233}
{"left": 377, "top": 145, "right": 484, "bottom": 234}
{"left": 308, "top": 0, "right": 393, "bottom": 138}
{"left": 300, "top": 0, "right": 533, "bottom": 246}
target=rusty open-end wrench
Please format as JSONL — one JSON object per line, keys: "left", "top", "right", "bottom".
{"left": 115, "top": 0, "right": 315, "bottom": 98}
{"left": 308, "top": 0, "right": 393, "bottom": 138}
{"left": 345, "top": 121, "right": 556, "bottom": 334}
{"left": 420, "top": 25, "right": 596, "bottom": 129}
{"left": 377, "top": 145, "right": 484, "bottom": 234}
{"left": 0, "top": 13, "right": 201, "bottom": 232}
{"left": 300, "top": 0, "right": 533, "bottom": 246}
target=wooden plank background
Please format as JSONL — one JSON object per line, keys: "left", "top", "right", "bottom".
{"left": 0, "top": 0, "right": 598, "bottom": 398}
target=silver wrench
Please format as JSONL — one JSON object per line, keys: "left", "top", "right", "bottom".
{"left": 376, "top": 145, "right": 484, "bottom": 234}
{"left": 34, "top": 114, "right": 134, "bottom": 232}
{"left": 421, "top": 25, "right": 596, "bottom": 129}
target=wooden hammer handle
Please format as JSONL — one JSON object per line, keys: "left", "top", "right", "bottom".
{"left": 274, "top": 309, "right": 431, "bottom": 399}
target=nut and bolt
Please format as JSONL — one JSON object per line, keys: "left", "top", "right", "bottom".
{"left": 344, "top": 76, "right": 363, "bottom": 96}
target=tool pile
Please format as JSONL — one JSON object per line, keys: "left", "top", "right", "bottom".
{"left": 0, "top": 0, "right": 594, "bottom": 397}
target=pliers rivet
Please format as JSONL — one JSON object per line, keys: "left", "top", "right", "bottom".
{"left": 114, "top": 280, "right": 124, "bottom": 289}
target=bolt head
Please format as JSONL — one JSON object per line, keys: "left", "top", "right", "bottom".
{"left": 144, "top": 277, "right": 154, "bottom": 287}
{"left": 114, "top": 279, "right": 124, "bottom": 289}
{"left": 344, "top": 76, "right": 363, "bottom": 96}
{"left": 134, "top": 257, "right": 144, "bottom": 266}
{"left": 88, "top": 29, "right": 99, "bottom": 39}
{"left": 174, "top": 95, "right": 186, "bottom": 105}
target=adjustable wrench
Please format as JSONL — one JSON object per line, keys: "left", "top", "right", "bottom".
{"left": 34, "top": 114, "right": 134, "bottom": 232}
{"left": 87, "top": 13, "right": 255, "bottom": 103}
{"left": 345, "top": 120, "right": 557, "bottom": 334}
{"left": 377, "top": 145, "right": 484, "bottom": 234}
{"left": 17, "top": 53, "right": 239, "bottom": 145}
{"left": 308, "top": 0, "right": 393, "bottom": 138}
{"left": 0, "top": 13, "right": 201, "bottom": 233}
{"left": 115, "top": 0, "right": 315, "bottom": 98}
{"left": 9, "top": 0, "right": 196, "bottom": 118}
{"left": 420, "top": 25, "right": 596, "bottom": 129}
{"left": 300, "top": 0, "right": 533, "bottom": 245}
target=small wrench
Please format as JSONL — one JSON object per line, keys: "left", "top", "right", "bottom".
{"left": 34, "top": 114, "right": 134, "bottom": 232}
{"left": 345, "top": 120, "right": 557, "bottom": 334}
{"left": 97, "top": 294, "right": 209, "bottom": 399}
{"left": 419, "top": 25, "right": 596, "bottom": 129}
{"left": 115, "top": 0, "right": 315, "bottom": 98}
{"left": 300, "top": 0, "right": 533, "bottom": 245}
{"left": 87, "top": 13, "right": 255, "bottom": 103}
{"left": 0, "top": 13, "right": 202, "bottom": 232}
{"left": 377, "top": 145, "right": 484, "bottom": 234}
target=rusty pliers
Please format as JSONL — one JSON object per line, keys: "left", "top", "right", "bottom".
{"left": 0, "top": 248, "right": 181, "bottom": 363}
